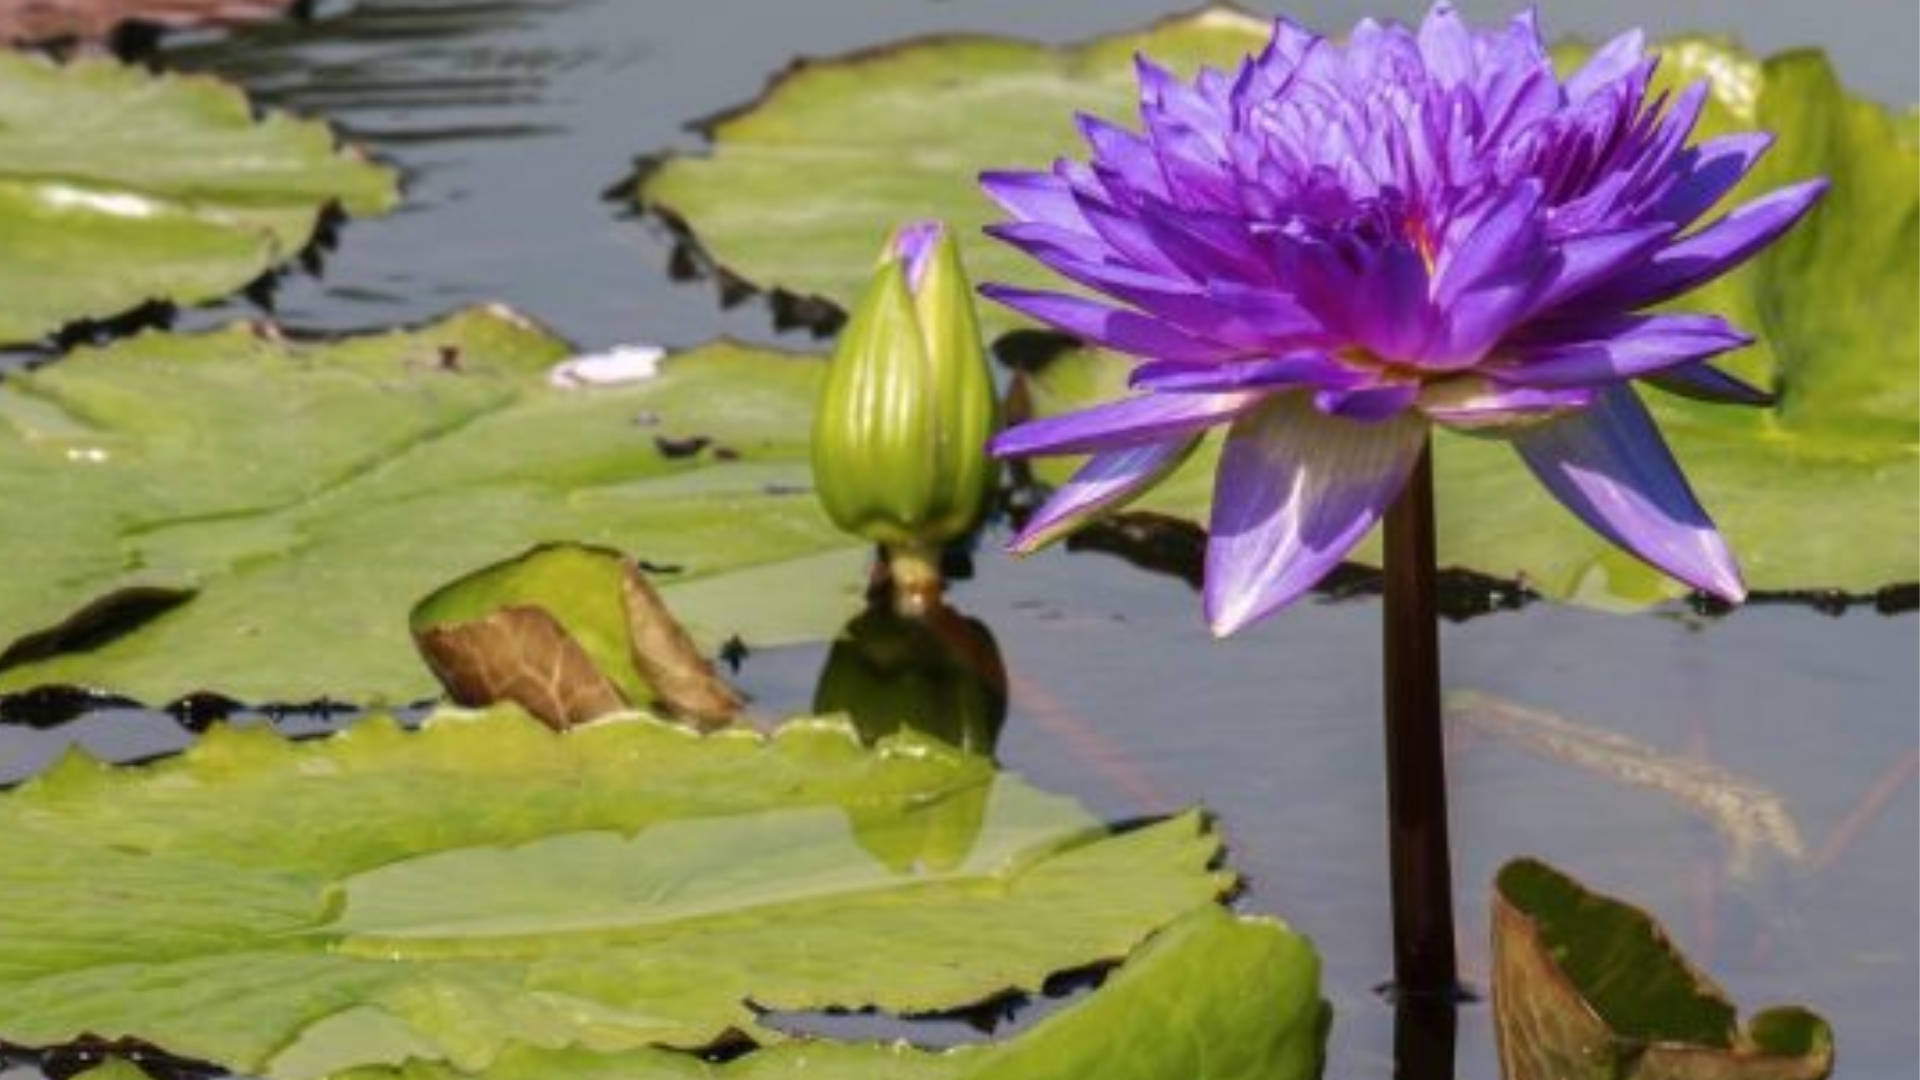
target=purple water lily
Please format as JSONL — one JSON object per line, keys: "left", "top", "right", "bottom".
{"left": 980, "top": 4, "right": 1825, "bottom": 634}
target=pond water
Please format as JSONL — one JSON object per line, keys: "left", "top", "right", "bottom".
{"left": 1, "top": 0, "right": 1915, "bottom": 1076}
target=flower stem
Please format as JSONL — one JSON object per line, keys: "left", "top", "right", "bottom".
{"left": 1381, "top": 436, "right": 1459, "bottom": 999}
{"left": 885, "top": 541, "right": 946, "bottom": 618}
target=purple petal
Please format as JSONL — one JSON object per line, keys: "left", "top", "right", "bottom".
{"left": 1595, "top": 179, "right": 1829, "bottom": 309}
{"left": 889, "top": 221, "right": 942, "bottom": 291}
{"left": 1416, "top": 2, "right": 1476, "bottom": 86}
{"left": 977, "top": 285, "right": 1234, "bottom": 365}
{"left": 1645, "top": 361, "right": 1775, "bottom": 406}
{"left": 1511, "top": 385, "right": 1744, "bottom": 600}
{"left": 1075, "top": 113, "right": 1170, "bottom": 201}
{"left": 1312, "top": 382, "right": 1420, "bottom": 421}
{"left": 1009, "top": 438, "right": 1200, "bottom": 553}
{"left": 1071, "top": 188, "right": 1187, "bottom": 278}
{"left": 1431, "top": 180, "right": 1549, "bottom": 365}
{"left": 990, "top": 390, "right": 1253, "bottom": 458}
{"left": 1529, "top": 222, "right": 1675, "bottom": 315}
{"left": 1418, "top": 377, "right": 1595, "bottom": 429}
{"left": 1498, "top": 313, "right": 1752, "bottom": 387}
{"left": 1652, "top": 132, "right": 1773, "bottom": 227}
{"left": 1564, "top": 27, "right": 1646, "bottom": 103}
{"left": 979, "top": 170, "right": 1084, "bottom": 226}
{"left": 1131, "top": 351, "right": 1364, "bottom": 393}
{"left": 1204, "top": 393, "right": 1427, "bottom": 634}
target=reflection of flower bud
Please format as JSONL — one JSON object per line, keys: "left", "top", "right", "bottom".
{"left": 812, "top": 603, "right": 1006, "bottom": 757}
{"left": 812, "top": 220, "right": 997, "bottom": 551}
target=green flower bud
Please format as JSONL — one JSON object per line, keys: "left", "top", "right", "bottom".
{"left": 812, "top": 221, "right": 998, "bottom": 554}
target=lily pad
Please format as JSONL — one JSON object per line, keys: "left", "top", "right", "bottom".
{"left": 1493, "top": 858, "right": 1833, "bottom": 1080}
{"left": 320, "top": 904, "right": 1325, "bottom": 1080}
{"left": 0, "top": 307, "right": 866, "bottom": 704}
{"left": 0, "top": 50, "right": 396, "bottom": 344}
{"left": 633, "top": 8, "right": 1271, "bottom": 339}
{"left": 0, "top": 704, "right": 1245, "bottom": 1078}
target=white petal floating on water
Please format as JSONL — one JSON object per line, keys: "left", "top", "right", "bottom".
{"left": 547, "top": 344, "right": 667, "bottom": 388}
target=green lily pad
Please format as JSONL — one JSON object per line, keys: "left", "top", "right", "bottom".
{"left": 1493, "top": 858, "right": 1833, "bottom": 1080}
{"left": 0, "top": 705, "right": 1244, "bottom": 1079}
{"left": 0, "top": 308, "right": 866, "bottom": 704}
{"left": 322, "top": 904, "right": 1325, "bottom": 1080}
{"left": 633, "top": 8, "right": 1271, "bottom": 339}
{"left": 0, "top": 50, "right": 396, "bottom": 344}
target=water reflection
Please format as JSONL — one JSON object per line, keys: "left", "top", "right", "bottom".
{"left": 813, "top": 600, "right": 1007, "bottom": 758}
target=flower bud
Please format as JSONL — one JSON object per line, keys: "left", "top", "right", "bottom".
{"left": 812, "top": 221, "right": 997, "bottom": 554}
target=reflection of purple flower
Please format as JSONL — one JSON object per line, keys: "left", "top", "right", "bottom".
{"left": 981, "top": 4, "right": 1824, "bottom": 634}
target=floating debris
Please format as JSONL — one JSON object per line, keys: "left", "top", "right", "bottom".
{"left": 1448, "top": 690, "right": 1806, "bottom": 878}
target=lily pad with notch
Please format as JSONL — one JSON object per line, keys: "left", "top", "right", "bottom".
{"left": 0, "top": 704, "right": 1321, "bottom": 1080}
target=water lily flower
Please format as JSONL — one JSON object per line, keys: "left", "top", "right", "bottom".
{"left": 980, "top": 3, "right": 1825, "bottom": 634}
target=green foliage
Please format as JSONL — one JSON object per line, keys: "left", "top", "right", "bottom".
{"left": 0, "top": 309, "right": 864, "bottom": 703}
{"left": 0, "top": 51, "right": 395, "bottom": 343}
{"left": 0, "top": 706, "right": 1259, "bottom": 1079}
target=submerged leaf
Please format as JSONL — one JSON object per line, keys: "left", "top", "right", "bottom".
{"left": 1493, "top": 858, "right": 1834, "bottom": 1080}
{"left": 0, "top": 308, "right": 866, "bottom": 704}
{"left": 0, "top": 50, "right": 395, "bottom": 343}
{"left": 0, "top": 706, "right": 1239, "bottom": 1078}
{"left": 412, "top": 543, "right": 743, "bottom": 730}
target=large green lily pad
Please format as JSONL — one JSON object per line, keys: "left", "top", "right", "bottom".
{"left": 633, "top": 8, "right": 1271, "bottom": 340}
{"left": 1493, "top": 858, "right": 1833, "bottom": 1080}
{"left": 320, "top": 904, "right": 1324, "bottom": 1080}
{"left": 0, "top": 705, "right": 1257, "bottom": 1079}
{"left": 0, "top": 308, "right": 865, "bottom": 704}
{"left": 0, "top": 50, "right": 396, "bottom": 344}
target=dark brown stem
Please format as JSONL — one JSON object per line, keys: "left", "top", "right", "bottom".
{"left": 1382, "top": 437, "right": 1459, "bottom": 998}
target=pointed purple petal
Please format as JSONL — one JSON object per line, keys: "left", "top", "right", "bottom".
{"left": 1498, "top": 313, "right": 1751, "bottom": 387}
{"left": 990, "top": 390, "right": 1252, "bottom": 458}
{"left": 1416, "top": 2, "right": 1476, "bottom": 86}
{"left": 1529, "top": 222, "right": 1675, "bottom": 315}
{"left": 1132, "top": 351, "right": 1363, "bottom": 394}
{"left": 1645, "top": 361, "right": 1775, "bottom": 406}
{"left": 979, "top": 170, "right": 1084, "bottom": 225}
{"left": 1564, "top": 28, "right": 1646, "bottom": 102}
{"left": 1432, "top": 180, "right": 1549, "bottom": 365}
{"left": 1009, "top": 438, "right": 1200, "bottom": 553}
{"left": 1511, "top": 385, "right": 1744, "bottom": 600}
{"left": 977, "top": 285, "right": 1234, "bottom": 364}
{"left": 1652, "top": 132, "right": 1773, "bottom": 226}
{"left": 1204, "top": 394, "right": 1426, "bottom": 634}
{"left": 1596, "top": 179, "right": 1829, "bottom": 308}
